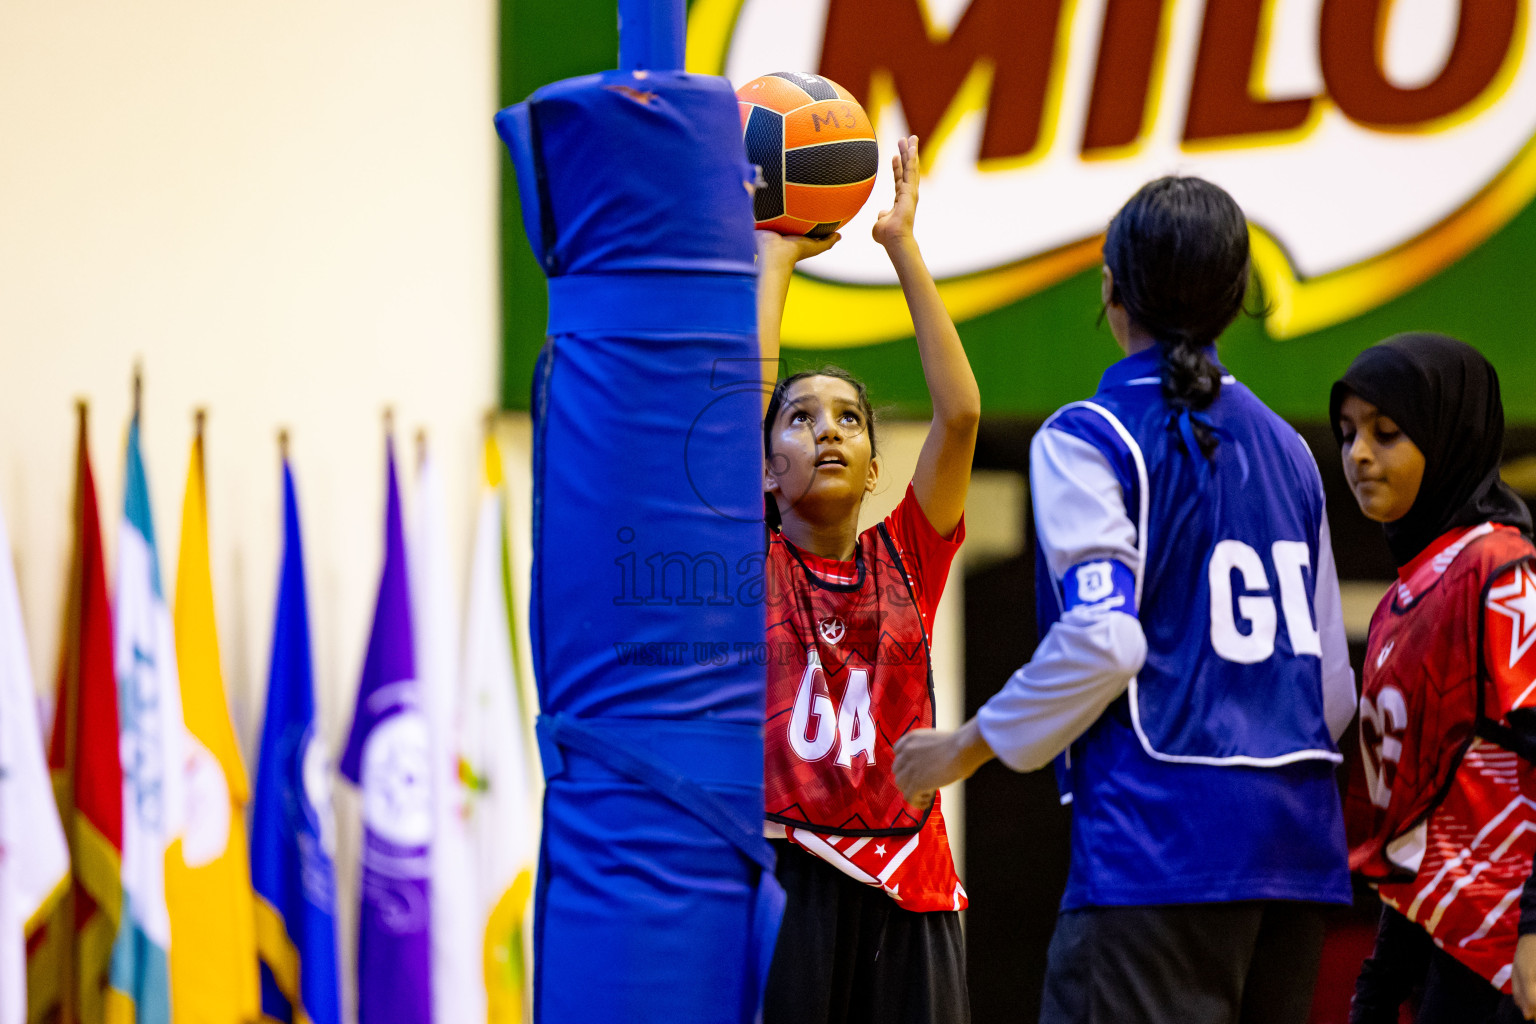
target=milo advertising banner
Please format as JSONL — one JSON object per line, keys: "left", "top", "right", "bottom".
{"left": 499, "top": 0, "right": 1536, "bottom": 421}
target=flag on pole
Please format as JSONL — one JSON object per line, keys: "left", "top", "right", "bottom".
{"left": 459, "top": 433, "right": 536, "bottom": 1024}
{"left": 165, "top": 416, "right": 260, "bottom": 1023}
{"left": 0, "top": 496, "right": 69, "bottom": 1024}
{"left": 407, "top": 442, "right": 475, "bottom": 1024}
{"left": 340, "top": 433, "right": 432, "bottom": 1024}
{"left": 251, "top": 451, "right": 341, "bottom": 1024}
{"left": 107, "top": 407, "right": 186, "bottom": 1024}
{"left": 31, "top": 403, "right": 124, "bottom": 1024}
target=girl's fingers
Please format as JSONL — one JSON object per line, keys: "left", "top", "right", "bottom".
{"left": 884, "top": 136, "right": 920, "bottom": 196}
{"left": 805, "top": 232, "right": 840, "bottom": 256}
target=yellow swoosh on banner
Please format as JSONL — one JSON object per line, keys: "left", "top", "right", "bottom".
{"left": 687, "top": 0, "right": 1536, "bottom": 345}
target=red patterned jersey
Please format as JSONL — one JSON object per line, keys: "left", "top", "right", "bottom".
{"left": 1347, "top": 522, "right": 1536, "bottom": 991}
{"left": 764, "top": 485, "right": 967, "bottom": 911}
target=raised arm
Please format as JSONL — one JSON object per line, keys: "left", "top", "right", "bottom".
{"left": 872, "top": 137, "right": 979, "bottom": 538}
{"left": 756, "top": 231, "right": 838, "bottom": 410}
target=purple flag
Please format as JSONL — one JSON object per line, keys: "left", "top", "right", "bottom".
{"left": 339, "top": 440, "right": 432, "bottom": 1024}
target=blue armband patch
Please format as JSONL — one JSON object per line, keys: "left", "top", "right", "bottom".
{"left": 1062, "top": 559, "right": 1136, "bottom": 616}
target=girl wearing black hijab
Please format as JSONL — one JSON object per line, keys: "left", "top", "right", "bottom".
{"left": 1333, "top": 333, "right": 1536, "bottom": 1023}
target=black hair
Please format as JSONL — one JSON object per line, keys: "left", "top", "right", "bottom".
{"left": 762, "top": 366, "right": 878, "bottom": 528}
{"left": 1102, "top": 176, "right": 1252, "bottom": 458}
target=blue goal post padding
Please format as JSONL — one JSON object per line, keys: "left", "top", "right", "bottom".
{"left": 496, "top": 68, "right": 781, "bottom": 1024}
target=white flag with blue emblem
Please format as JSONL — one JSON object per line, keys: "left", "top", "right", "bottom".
{"left": 108, "top": 412, "right": 186, "bottom": 1024}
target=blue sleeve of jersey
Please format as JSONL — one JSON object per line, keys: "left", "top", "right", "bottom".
{"left": 1062, "top": 558, "right": 1137, "bottom": 618}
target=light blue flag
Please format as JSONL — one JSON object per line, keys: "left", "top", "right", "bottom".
{"left": 339, "top": 438, "right": 432, "bottom": 1024}
{"left": 109, "top": 413, "right": 185, "bottom": 1024}
{"left": 251, "top": 458, "right": 341, "bottom": 1024}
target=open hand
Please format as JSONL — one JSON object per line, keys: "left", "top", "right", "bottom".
{"left": 756, "top": 229, "right": 840, "bottom": 274}
{"left": 871, "top": 135, "right": 920, "bottom": 250}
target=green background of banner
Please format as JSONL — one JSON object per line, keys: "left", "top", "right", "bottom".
{"left": 499, "top": 0, "right": 1536, "bottom": 422}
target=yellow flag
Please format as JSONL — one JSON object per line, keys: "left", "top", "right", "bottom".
{"left": 166, "top": 423, "right": 259, "bottom": 1024}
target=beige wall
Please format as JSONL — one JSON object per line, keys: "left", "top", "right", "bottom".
{"left": 0, "top": 0, "right": 501, "bottom": 745}
{"left": 0, "top": 1, "right": 500, "bottom": 1016}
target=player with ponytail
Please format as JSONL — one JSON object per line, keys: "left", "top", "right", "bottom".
{"left": 894, "top": 176, "right": 1355, "bottom": 1024}
{"left": 1101, "top": 176, "right": 1248, "bottom": 459}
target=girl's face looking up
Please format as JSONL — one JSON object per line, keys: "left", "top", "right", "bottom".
{"left": 766, "top": 375, "right": 879, "bottom": 523}
{"left": 1338, "top": 393, "right": 1426, "bottom": 524}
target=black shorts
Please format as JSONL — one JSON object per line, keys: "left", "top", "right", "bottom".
{"left": 762, "top": 840, "right": 970, "bottom": 1024}
{"left": 1040, "top": 901, "right": 1327, "bottom": 1024}
{"left": 1351, "top": 906, "right": 1522, "bottom": 1024}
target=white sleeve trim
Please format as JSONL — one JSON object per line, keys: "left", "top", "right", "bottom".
{"left": 978, "top": 607, "right": 1146, "bottom": 772}
{"left": 1315, "top": 506, "right": 1358, "bottom": 742}
{"left": 975, "top": 407, "right": 1152, "bottom": 773}
{"left": 1033, "top": 405, "right": 1146, "bottom": 604}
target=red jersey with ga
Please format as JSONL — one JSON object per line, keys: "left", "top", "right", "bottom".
{"left": 1347, "top": 522, "right": 1536, "bottom": 992}
{"left": 764, "top": 485, "right": 967, "bottom": 912}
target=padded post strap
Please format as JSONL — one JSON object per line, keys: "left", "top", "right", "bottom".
{"left": 536, "top": 712, "right": 784, "bottom": 1018}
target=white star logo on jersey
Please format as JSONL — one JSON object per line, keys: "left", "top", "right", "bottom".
{"left": 1486, "top": 564, "right": 1536, "bottom": 668}
{"left": 874, "top": 842, "right": 886, "bottom": 857}
{"left": 817, "top": 616, "right": 846, "bottom": 645}
{"left": 1376, "top": 639, "right": 1395, "bottom": 669}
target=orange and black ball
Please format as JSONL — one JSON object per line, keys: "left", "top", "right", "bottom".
{"left": 736, "top": 72, "right": 879, "bottom": 238}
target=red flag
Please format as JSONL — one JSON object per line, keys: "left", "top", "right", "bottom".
{"left": 29, "top": 403, "right": 124, "bottom": 1024}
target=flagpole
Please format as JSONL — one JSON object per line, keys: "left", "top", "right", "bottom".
{"left": 132, "top": 365, "right": 142, "bottom": 424}
{"left": 194, "top": 409, "right": 207, "bottom": 494}
{"left": 278, "top": 428, "right": 289, "bottom": 462}
{"left": 57, "top": 400, "right": 88, "bottom": 1024}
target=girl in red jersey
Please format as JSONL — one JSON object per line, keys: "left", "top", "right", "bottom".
{"left": 1334, "top": 334, "right": 1536, "bottom": 1023}
{"left": 754, "top": 135, "right": 979, "bottom": 1024}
